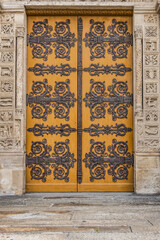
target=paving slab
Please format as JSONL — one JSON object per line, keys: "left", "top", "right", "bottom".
{"left": 0, "top": 193, "right": 159, "bottom": 239}
{"left": 0, "top": 233, "right": 66, "bottom": 240}
{"left": 68, "top": 232, "right": 160, "bottom": 240}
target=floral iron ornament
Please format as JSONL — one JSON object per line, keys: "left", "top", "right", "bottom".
{"left": 26, "top": 78, "right": 76, "bottom": 121}
{"left": 28, "top": 63, "right": 76, "bottom": 76}
{"left": 26, "top": 139, "right": 76, "bottom": 182}
{"left": 83, "top": 19, "right": 133, "bottom": 61}
{"left": 84, "top": 123, "right": 132, "bottom": 137}
{"left": 83, "top": 139, "right": 134, "bottom": 182}
{"left": 27, "top": 123, "right": 76, "bottom": 137}
{"left": 83, "top": 78, "right": 133, "bottom": 121}
{"left": 27, "top": 19, "right": 77, "bottom": 61}
{"left": 28, "top": 63, "right": 131, "bottom": 77}
{"left": 84, "top": 63, "right": 132, "bottom": 76}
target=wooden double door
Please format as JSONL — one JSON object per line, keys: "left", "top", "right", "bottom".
{"left": 26, "top": 14, "right": 133, "bottom": 192}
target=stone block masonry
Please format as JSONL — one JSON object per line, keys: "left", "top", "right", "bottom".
{"left": 0, "top": 0, "right": 160, "bottom": 194}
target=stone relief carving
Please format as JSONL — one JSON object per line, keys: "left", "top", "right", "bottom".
{"left": 1, "top": 24, "right": 14, "bottom": 35}
{"left": 145, "top": 55, "right": 158, "bottom": 66}
{"left": 0, "top": 124, "right": 13, "bottom": 138}
{"left": 144, "top": 40, "right": 157, "bottom": 52}
{"left": 0, "top": 111, "right": 13, "bottom": 122}
{"left": 144, "top": 15, "right": 157, "bottom": 24}
{"left": 145, "top": 26, "right": 157, "bottom": 37}
{"left": 145, "top": 97, "right": 158, "bottom": 109}
{"left": 0, "top": 97, "right": 12, "bottom": 107}
{"left": 0, "top": 38, "right": 14, "bottom": 49}
{"left": 0, "top": 139, "right": 13, "bottom": 150}
{"left": 145, "top": 82, "right": 158, "bottom": 94}
{"left": 1, "top": 52, "right": 14, "bottom": 63}
{"left": 1, "top": 81, "right": 13, "bottom": 92}
{"left": 1, "top": 15, "right": 14, "bottom": 23}
{"left": 145, "top": 111, "right": 158, "bottom": 122}
{"left": 145, "top": 69, "right": 157, "bottom": 80}
{"left": 144, "top": 139, "right": 159, "bottom": 148}
{"left": 0, "top": 67, "right": 13, "bottom": 77}
{"left": 145, "top": 125, "right": 159, "bottom": 137}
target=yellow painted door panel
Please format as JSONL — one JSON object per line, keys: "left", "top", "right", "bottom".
{"left": 78, "top": 16, "right": 133, "bottom": 191}
{"left": 26, "top": 16, "right": 78, "bottom": 192}
{"left": 26, "top": 14, "right": 133, "bottom": 192}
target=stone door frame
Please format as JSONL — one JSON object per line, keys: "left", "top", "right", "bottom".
{"left": 0, "top": 1, "right": 159, "bottom": 195}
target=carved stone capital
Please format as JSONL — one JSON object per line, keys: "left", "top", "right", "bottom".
{"left": 134, "top": 26, "right": 143, "bottom": 39}
{"left": 16, "top": 27, "right": 25, "bottom": 37}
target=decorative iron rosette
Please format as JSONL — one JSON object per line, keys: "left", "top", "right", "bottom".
{"left": 26, "top": 139, "right": 76, "bottom": 182}
{"left": 83, "top": 139, "right": 134, "bottom": 182}
{"left": 26, "top": 78, "right": 76, "bottom": 121}
{"left": 83, "top": 19, "right": 133, "bottom": 61}
{"left": 83, "top": 78, "right": 133, "bottom": 121}
{"left": 27, "top": 19, "right": 77, "bottom": 61}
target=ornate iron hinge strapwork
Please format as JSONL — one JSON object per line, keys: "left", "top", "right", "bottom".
{"left": 27, "top": 19, "right": 77, "bottom": 61}
{"left": 28, "top": 63, "right": 76, "bottom": 76}
{"left": 84, "top": 63, "right": 132, "bottom": 76}
{"left": 83, "top": 78, "right": 133, "bottom": 121}
{"left": 83, "top": 19, "right": 133, "bottom": 61}
{"left": 28, "top": 63, "right": 131, "bottom": 77}
{"left": 26, "top": 139, "right": 76, "bottom": 182}
{"left": 83, "top": 139, "right": 134, "bottom": 182}
{"left": 26, "top": 78, "right": 76, "bottom": 121}
{"left": 27, "top": 123, "right": 76, "bottom": 137}
{"left": 84, "top": 123, "right": 132, "bottom": 137}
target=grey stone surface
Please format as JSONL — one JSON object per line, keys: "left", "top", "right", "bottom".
{"left": 0, "top": 0, "right": 160, "bottom": 195}
{"left": 0, "top": 193, "right": 160, "bottom": 239}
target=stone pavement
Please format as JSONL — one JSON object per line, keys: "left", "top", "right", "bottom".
{"left": 0, "top": 193, "right": 160, "bottom": 240}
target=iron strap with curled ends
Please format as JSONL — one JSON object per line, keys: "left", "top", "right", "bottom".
{"left": 26, "top": 139, "right": 76, "bottom": 182}
{"left": 28, "top": 63, "right": 131, "bottom": 77}
{"left": 28, "top": 63, "right": 77, "bottom": 76}
{"left": 27, "top": 19, "right": 77, "bottom": 61}
{"left": 27, "top": 123, "right": 132, "bottom": 137}
{"left": 27, "top": 123, "right": 76, "bottom": 137}
{"left": 83, "top": 139, "right": 134, "bottom": 182}
{"left": 83, "top": 123, "right": 132, "bottom": 137}
{"left": 83, "top": 63, "right": 132, "bottom": 76}
{"left": 83, "top": 78, "right": 133, "bottom": 121}
{"left": 83, "top": 19, "right": 133, "bottom": 61}
{"left": 26, "top": 78, "right": 76, "bottom": 121}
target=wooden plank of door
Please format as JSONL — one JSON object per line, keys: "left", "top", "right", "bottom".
{"left": 26, "top": 16, "right": 78, "bottom": 192}
{"left": 78, "top": 16, "right": 133, "bottom": 192}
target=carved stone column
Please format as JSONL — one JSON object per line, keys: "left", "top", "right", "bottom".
{"left": 134, "top": 26, "right": 143, "bottom": 112}
{"left": 16, "top": 27, "right": 25, "bottom": 109}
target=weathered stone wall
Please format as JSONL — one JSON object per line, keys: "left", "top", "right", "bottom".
{"left": 0, "top": 0, "right": 160, "bottom": 195}
{"left": 0, "top": 6, "right": 26, "bottom": 194}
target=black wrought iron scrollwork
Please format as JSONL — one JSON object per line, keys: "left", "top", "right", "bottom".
{"left": 27, "top": 19, "right": 77, "bottom": 61}
{"left": 26, "top": 139, "right": 76, "bottom": 182}
{"left": 83, "top": 78, "right": 133, "bottom": 121}
{"left": 83, "top": 139, "right": 134, "bottom": 182}
{"left": 27, "top": 123, "right": 76, "bottom": 137}
{"left": 26, "top": 78, "right": 76, "bottom": 121}
{"left": 84, "top": 63, "right": 132, "bottom": 76}
{"left": 28, "top": 63, "right": 76, "bottom": 76}
{"left": 83, "top": 19, "right": 133, "bottom": 61}
{"left": 84, "top": 123, "right": 132, "bottom": 137}
{"left": 28, "top": 63, "right": 131, "bottom": 77}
